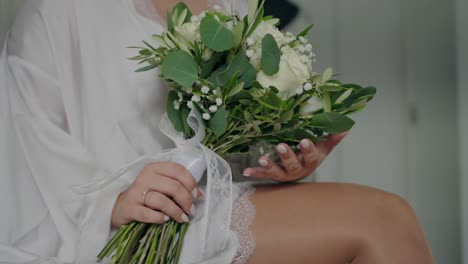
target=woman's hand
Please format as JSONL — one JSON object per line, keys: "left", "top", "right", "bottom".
{"left": 111, "top": 162, "right": 203, "bottom": 228}
{"left": 242, "top": 132, "right": 349, "bottom": 182}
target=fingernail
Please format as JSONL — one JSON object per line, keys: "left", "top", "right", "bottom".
{"left": 192, "top": 188, "right": 198, "bottom": 199}
{"left": 258, "top": 158, "right": 269, "bottom": 167}
{"left": 243, "top": 169, "right": 252, "bottom": 177}
{"left": 300, "top": 139, "right": 310, "bottom": 149}
{"left": 181, "top": 213, "right": 189, "bottom": 223}
{"left": 198, "top": 189, "right": 205, "bottom": 198}
{"left": 276, "top": 144, "right": 287, "bottom": 154}
{"left": 164, "top": 215, "right": 170, "bottom": 222}
{"left": 190, "top": 204, "right": 196, "bottom": 215}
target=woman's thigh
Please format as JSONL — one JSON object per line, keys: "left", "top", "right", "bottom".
{"left": 246, "top": 182, "right": 428, "bottom": 264}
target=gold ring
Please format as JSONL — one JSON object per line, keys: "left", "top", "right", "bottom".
{"left": 142, "top": 188, "right": 153, "bottom": 205}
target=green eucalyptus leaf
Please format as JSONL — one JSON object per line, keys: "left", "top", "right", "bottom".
{"left": 261, "top": 34, "right": 281, "bottom": 76}
{"left": 209, "top": 107, "right": 228, "bottom": 137}
{"left": 200, "top": 16, "right": 235, "bottom": 52}
{"left": 135, "top": 63, "right": 158, "bottom": 72}
{"left": 167, "top": 91, "right": 184, "bottom": 132}
{"left": 233, "top": 20, "right": 245, "bottom": 48}
{"left": 310, "top": 112, "right": 355, "bottom": 134}
{"left": 171, "top": 2, "right": 192, "bottom": 24}
{"left": 162, "top": 51, "right": 198, "bottom": 87}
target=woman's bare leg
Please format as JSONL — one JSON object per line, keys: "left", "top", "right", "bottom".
{"left": 246, "top": 183, "right": 434, "bottom": 264}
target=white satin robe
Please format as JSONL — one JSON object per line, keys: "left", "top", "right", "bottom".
{"left": 0, "top": 0, "right": 248, "bottom": 263}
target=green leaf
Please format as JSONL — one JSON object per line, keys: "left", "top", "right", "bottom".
{"left": 310, "top": 112, "right": 355, "bottom": 134}
{"left": 248, "top": 0, "right": 259, "bottom": 24}
{"left": 135, "top": 63, "right": 158, "bottom": 72}
{"left": 209, "top": 51, "right": 256, "bottom": 87}
{"left": 167, "top": 91, "right": 184, "bottom": 132}
{"left": 162, "top": 51, "right": 198, "bottom": 87}
{"left": 233, "top": 20, "right": 245, "bottom": 48}
{"left": 209, "top": 107, "right": 228, "bottom": 137}
{"left": 200, "top": 16, "right": 235, "bottom": 52}
{"left": 172, "top": 2, "right": 192, "bottom": 24}
{"left": 321, "top": 92, "right": 332, "bottom": 112}
{"left": 298, "top": 23, "right": 314, "bottom": 38}
{"left": 322, "top": 68, "right": 333, "bottom": 83}
{"left": 166, "top": 10, "right": 175, "bottom": 33}
{"left": 335, "top": 89, "right": 353, "bottom": 104}
{"left": 261, "top": 34, "right": 281, "bottom": 76}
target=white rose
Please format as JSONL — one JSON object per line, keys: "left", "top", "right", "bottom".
{"left": 300, "top": 95, "right": 323, "bottom": 115}
{"left": 253, "top": 21, "right": 287, "bottom": 46}
{"left": 256, "top": 46, "right": 311, "bottom": 99}
{"left": 174, "top": 22, "right": 199, "bottom": 46}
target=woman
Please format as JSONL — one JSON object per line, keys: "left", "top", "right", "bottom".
{"left": 0, "top": 0, "right": 434, "bottom": 263}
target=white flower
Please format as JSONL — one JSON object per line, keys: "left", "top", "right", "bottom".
{"left": 213, "top": 4, "right": 221, "bottom": 11}
{"left": 246, "top": 37, "right": 255, "bottom": 46}
{"left": 246, "top": 50, "right": 254, "bottom": 58}
{"left": 174, "top": 22, "right": 199, "bottom": 46}
{"left": 215, "top": 98, "right": 223, "bottom": 106}
{"left": 199, "top": 11, "right": 206, "bottom": 18}
{"left": 305, "top": 44, "right": 313, "bottom": 52}
{"left": 187, "top": 101, "right": 194, "bottom": 109}
{"left": 297, "top": 45, "right": 306, "bottom": 53}
{"left": 299, "top": 36, "right": 308, "bottom": 44}
{"left": 202, "top": 113, "right": 211, "bottom": 120}
{"left": 252, "top": 21, "right": 287, "bottom": 46}
{"left": 295, "top": 86, "right": 304, "bottom": 95}
{"left": 201, "top": 86, "right": 210, "bottom": 94}
{"left": 185, "top": 87, "right": 193, "bottom": 94}
{"left": 300, "top": 95, "right": 323, "bottom": 115}
{"left": 173, "top": 100, "right": 180, "bottom": 110}
{"left": 256, "top": 46, "right": 311, "bottom": 99}
{"left": 190, "top": 16, "right": 199, "bottom": 23}
{"left": 191, "top": 95, "right": 201, "bottom": 102}
{"left": 303, "top": 82, "right": 313, "bottom": 91}
{"left": 209, "top": 105, "right": 218, "bottom": 113}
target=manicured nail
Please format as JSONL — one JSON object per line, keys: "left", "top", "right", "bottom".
{"left": 190, "top": 204, "right": 196, "bottom": 215}
{"left": 300, "top": 139, "right": 310, "bottom": 149}
{"left": 276, "top": 144, "right": 287, "bottom": 154}
{"left": 243, "top": 169, "right": 252, "bottom": 177}
{"left": 258, "top": 158, "right": 269, "bottom": 167}
{"left": 164, "top": 215, "right": 170, "bottom": 222}
{"left": 181, "top": 213, "right": 189, "bottom": 223}
{"left": 192, "top": 188, "right": 198, "bottom": 199}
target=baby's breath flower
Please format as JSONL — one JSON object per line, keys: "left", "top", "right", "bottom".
{"left": 216, "top": 98, "right": 223, "bottom": 106}
{"left": 299, "top": 36, "right": 308, "bottom": 44}
{"left": 246, "top": 37, "right": 255, "bottom": 46}
{"left": 202, "top": 113, "right": 211, "bottom": 120}
{"left": 201, "top": 86, "right": 210, "bottom": 94}
{"left": 191, "top": 95, "right": 201, "bottom": 102}
{"left": 305, "top": 43, "right": 313, "bottom": 52}
{"left": 246, "top": 50, "right": 254, "bottom": 58}
{"left": 187, "top": 101, "right": 194, "bottom": 109}
{"left": 185, "top": 87, "right": 193, "bottom": 94}
{"left": 209, "top": 105, "right": 218, "bottom": 113}
{"left": 296, "top": 86, "right": 304, "bottom": 95}
{"left": 173, "top": 100, "right": 180, "bottom": 110}
{"left": 297, "top": 45, "right": 306, "bottom": 53}
{"left": 303, "top": 82, "right": 313, "bottom": 91}
{"left": 285, "top": 32, "right": 294, "bottom": 37}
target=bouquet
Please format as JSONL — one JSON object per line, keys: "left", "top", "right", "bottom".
{"left": 98, "top": 0, "right": 376, "bottom": 263}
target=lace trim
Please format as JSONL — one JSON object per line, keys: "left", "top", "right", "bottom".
{"left": 230, "top": 184, "right": 256, "bottom": 264}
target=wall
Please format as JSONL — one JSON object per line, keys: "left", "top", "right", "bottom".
{"left": 456, "top": 0, "right": 468, "bottom": 261}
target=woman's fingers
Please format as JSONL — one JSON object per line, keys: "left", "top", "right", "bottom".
{"left": 316, "top": 131, "right": 348, "bottom": 156}
{"left": 144, "top": 191, "right": 190, "bottom": 223}
{"left": 138, "top": 175, "right": 193, "bottom": 215}
{"left": 243, "top": 156, "right": 286, "bottom": 180}
{"left": 144, "top": 162, "right": 198, "bottom": 198}
{"left": 132, "top": 205, "right": 169, "bottom": 224}
{"left": 299, "top": 139, "right": 321, "bottom": 169}
{"left": 276, "top": 143, "right": 304, "bottom": 176}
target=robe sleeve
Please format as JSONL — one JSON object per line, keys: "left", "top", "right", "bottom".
{"left": 0, "top": 2, "right": 131, "bottom": 263}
